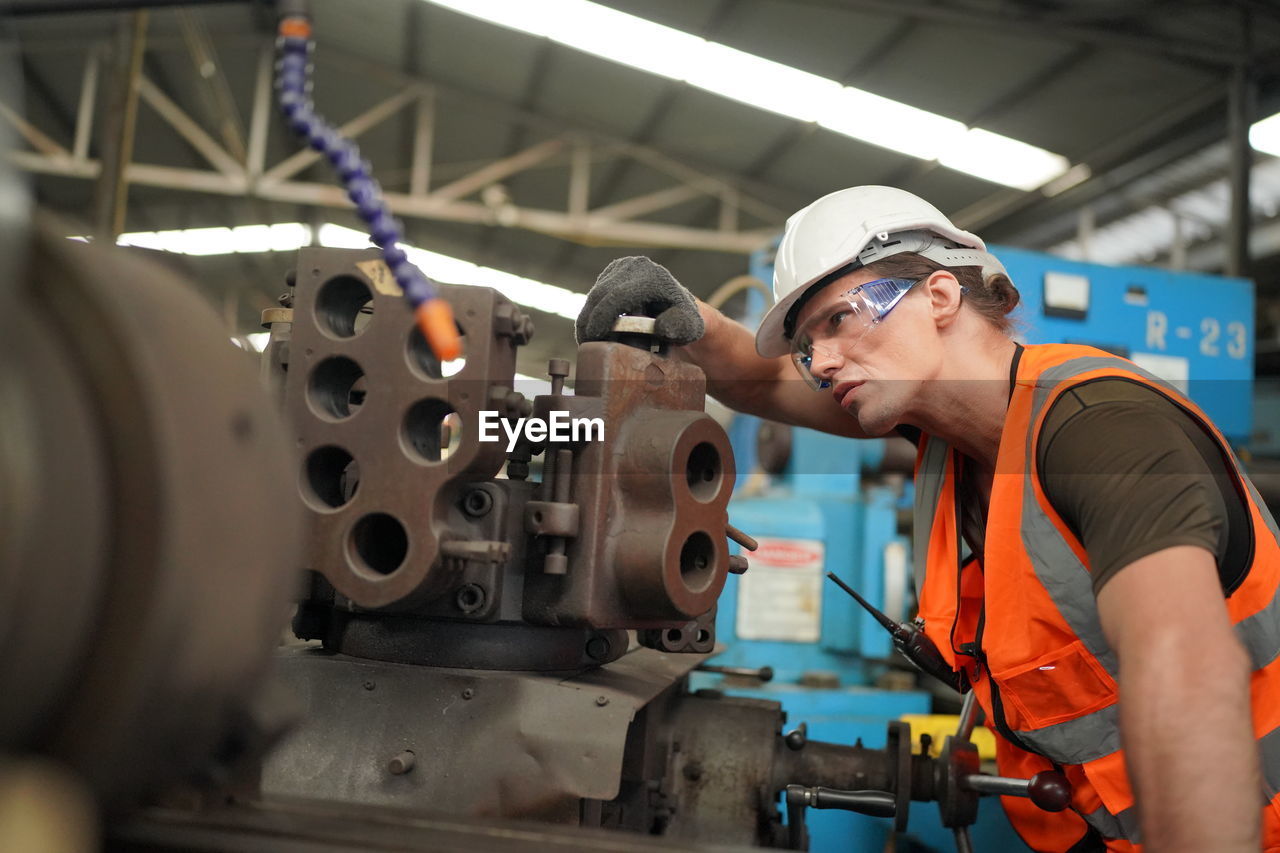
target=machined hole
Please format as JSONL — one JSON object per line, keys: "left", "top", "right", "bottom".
{"left": 407, "top": 325, "right": 467, "bottom": 379}
{"left": 679, "top": 531, "right": 716, "bottom": 593}
{"left": 665, "top": 628, "right": 685, "bottom": 645}
{"left": 315, "top": 275, "right": 374, "bottom": 338}
{"left": 303, "top": 445, "right": 360, "bottom": 509}
{"left": 348, "top": 512, "right": 408, "bottom": 577}
{"left": 402, "top": 398, "right": 463, "bottom": 463}
{"left": 307, "top": 356, "right": 365, "bottom": 421}
{"left": 685, "top": 442, "right": 722, "bottom": 502}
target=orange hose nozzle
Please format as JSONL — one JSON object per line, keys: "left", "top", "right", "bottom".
{"left": 417, "top": 299, "right": 462, "bottom": 362}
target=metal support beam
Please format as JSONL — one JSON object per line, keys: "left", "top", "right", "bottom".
{"left": 795, "top": 0, "right": 1233, "bottom": 69}
{"left": 427, "top": 138, "right": 566, "bottom": 204}
{"left": 1227, "top": 60, "right": 1255, "bottom": 278}
{"left": 410, "top": 88, "right": 434, "bottom": 197}
{"left": 258, "top": 86, "right": 423, "bottom": 185}
{"left": 72, "top": 46, "right": 98, "bottom": 162}
{"left": 177, "top": 8, "right": 246, "bottom": 164}
{"left": 137, "top": 76, "right": 244, "bottom": 180}
{"left": 568, "top": 138, "right": 590, "bottom": 218}
{"left": 93, "top": 10, "right": 147, "bottom": 241}
{"left": 246, "top": 42, "right": 272, "bottom": 180}
{"left": 9, "top": 150, "right": 774, "bottom": 253}
{"left": 0, "top": 101, "right": 69, "bottom": 157}
{"left": 590, "top": 185, "right": 701, "bottom": 222}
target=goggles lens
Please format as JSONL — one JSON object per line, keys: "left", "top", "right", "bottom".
{"left": 789, "top": 277, "right": 919, "bottom": 390}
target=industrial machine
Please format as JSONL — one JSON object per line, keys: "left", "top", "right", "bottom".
{"left": 0, "top": 7, "right": 1090, "bottom": 848}
{"left": 0, "top": 221, "right": 1081, "bottom": 851}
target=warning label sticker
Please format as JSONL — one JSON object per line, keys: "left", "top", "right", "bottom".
{"left": 735, "top": 537, "right": 824, "bottom": 643}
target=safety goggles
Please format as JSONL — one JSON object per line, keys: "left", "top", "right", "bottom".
{"left": 789, "top": 277, "right": 920, "bottom": 390}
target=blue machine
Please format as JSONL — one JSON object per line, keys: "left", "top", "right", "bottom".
{"left": 998, "top": 245, "right": 1254, "bottom": 441}
{"left": 695, "top": 242, "right": 1256, "bottom": 851}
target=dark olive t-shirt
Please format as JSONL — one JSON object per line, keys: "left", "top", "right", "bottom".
{"left": 900, "top": 348, "right": 1249, "bottom": 594}
{"left": 1035, "top": 377, "right": 1249, "bottom": 594}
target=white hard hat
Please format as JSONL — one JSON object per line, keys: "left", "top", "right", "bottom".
{"left": 755, "top": 185, "right": 1007, "bottom": 358}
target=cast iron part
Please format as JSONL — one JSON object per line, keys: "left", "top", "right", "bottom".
{"left": 282, "top": 248, "right": 740, "bottom": 669}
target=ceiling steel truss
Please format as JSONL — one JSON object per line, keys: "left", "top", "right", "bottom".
{"left": 4, "top": 36, "right": 781, "bottom": 254}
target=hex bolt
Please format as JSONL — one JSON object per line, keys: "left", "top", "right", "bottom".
{"left": 547, "top": 359, "right": 570, "bottom": 395}
{"left": 585, "top": 635, "right": 611, "bottom": 661}
{"left": 454, "top": 583, "right": 487, "bottom": 614}
{"left": 461, "top": 489, "right": 493, "bottom": 518}
{"left": 387, "top": 750, "right": 415, "bottom": 775}
{"left": 461, "top": 688, "right": 474, "bottom": 700}
{"left": 363, "top": 680, "right": 376, "bottom": 691}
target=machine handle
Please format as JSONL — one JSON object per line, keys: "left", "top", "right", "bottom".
{"left": 785, "top": 784, "right": 896, "bottom": 817}
{"left": 962, "top": 770, "right": 1072, "bottom": 812}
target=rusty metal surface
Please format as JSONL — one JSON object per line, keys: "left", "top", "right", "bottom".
{"left": 522, "top": 342, "right": 735, "bottom": 627}
{"left": 261, "top": 646, "right": 710, "bottom": 817}
{"left": 1, "top": 220, "right": 301, "bottom": 812}
{"left": 106, "top": 797, "right": 761, "bottom": 853}
{"left": 285, "top": 248, "right": 522, "bottom": 610}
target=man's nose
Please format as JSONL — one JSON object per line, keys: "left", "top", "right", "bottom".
{"left": 809, "top": 342, "right": 844, "bottom": 383}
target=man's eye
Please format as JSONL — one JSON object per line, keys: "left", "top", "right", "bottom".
{"left": 827, "top": 310, "right": 850, "bottom": 331}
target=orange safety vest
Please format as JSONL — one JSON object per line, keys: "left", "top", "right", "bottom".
{"left": 913, "top": 343, "right": 1280, "bottom": 852}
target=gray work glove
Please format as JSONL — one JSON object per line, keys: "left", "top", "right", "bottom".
{"left": 575, "top": 256, "right": 705, "bottom": 346}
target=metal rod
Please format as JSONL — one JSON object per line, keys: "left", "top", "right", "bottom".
{"left": 962, "top": 774, "right": 1031, "bottom": 798}
{"left": 568, "top": 138, "right": 590, "bottom": 217}
{"left": 72, "top": 46, "right": 98, "bottom": 162}
{"left": 409, "top": 88, "right": 434, "bottom": 197}
{"left": 956, "top": 689, "right": 980, "bottom": 742}
{"left": 4, "top": 0, "right": 242, "bottom": 15}
{"left": 136, "top": 76, "right": 243, "bottom": 178}
{"left": 726, "top": 523, "right": 757, "bottom": 552}
{"left": 93, "top": 9, "right": 147, "bottom": 241}
{"left": 1227, "top": 36, "right": 1254, "bottom": 277}
{"left": 246, "top": 43, "right": 272, "bottom": 180}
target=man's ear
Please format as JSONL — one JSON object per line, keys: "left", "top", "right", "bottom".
{"left": 924, "top": 270, "right": 964, "bottom": 328}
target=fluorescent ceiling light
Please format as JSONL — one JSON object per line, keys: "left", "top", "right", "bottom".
{"left": 938, "top": 129, "right": 1071, "bottom": 192}
{"left": 1251, "top": 110, "right": 1280, "bottom": 157}
{"left": 118, "top": 223, "right": 311, "bottom": 255}
{"left": 425, "top": 0, "right": 1071, "bottom": 190}
{"left": 110, "top": 222, "right": 587, "bottom": 322}
{"left": 316, "top": 224, "right": 586, "bottom": 320}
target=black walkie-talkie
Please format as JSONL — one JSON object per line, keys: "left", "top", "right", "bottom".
{"left": 826, "top": 572, "right": 964, "bottom": 692}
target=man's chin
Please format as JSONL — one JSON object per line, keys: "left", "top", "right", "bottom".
{"left": 851, "top": 406, "right": 899, "bottom": 437}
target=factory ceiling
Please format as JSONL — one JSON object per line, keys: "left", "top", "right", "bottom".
{"left": 7, "top": 0, "right": 1280, "bottom": 375}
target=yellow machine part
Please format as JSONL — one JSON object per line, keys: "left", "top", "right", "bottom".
{"left": 900, "top": 715, "right": 998, "bottom": 761}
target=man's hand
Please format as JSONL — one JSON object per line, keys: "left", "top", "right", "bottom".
{"left": 1097, "top": 545, "right": 1261, "bottom": 852}
{"left": 576, "top": 256, "right": 704, "bottom": 345}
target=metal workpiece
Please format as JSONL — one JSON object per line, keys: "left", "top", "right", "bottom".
{"left": 2, "top": 221, "right": 301, "bottom": 812}
{"left": 522, "top": 342, "right": 736, "bottom": 627}
{"left": 284, "top": 248, "right": 521, "bottom": 611}
{"left": 262, "top": 646, "right": 709, "bottom": 818}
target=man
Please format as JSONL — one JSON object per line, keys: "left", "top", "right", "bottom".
{"left": 575, "top": 186, "right": 1280, "bottom": 851}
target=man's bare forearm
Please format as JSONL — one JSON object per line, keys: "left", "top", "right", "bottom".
{"left": 681, "top": 300, "right": 868, "bottom": 438}
{"left": 1099, "top": 547, "right": 1261, "bottom": 851}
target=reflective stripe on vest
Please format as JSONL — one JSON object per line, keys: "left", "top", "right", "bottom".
{"left": 913, "top": 347, "right": 1280, "bottom": 843}
{"left": 912, "top": 434, "right": 951, "bottom": 598}
{"left": 1082, "top": 804, "right": 1142, "bottom": 845}
{"left": 1262, "top": 725, "right": 1280, "bottom": 801}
